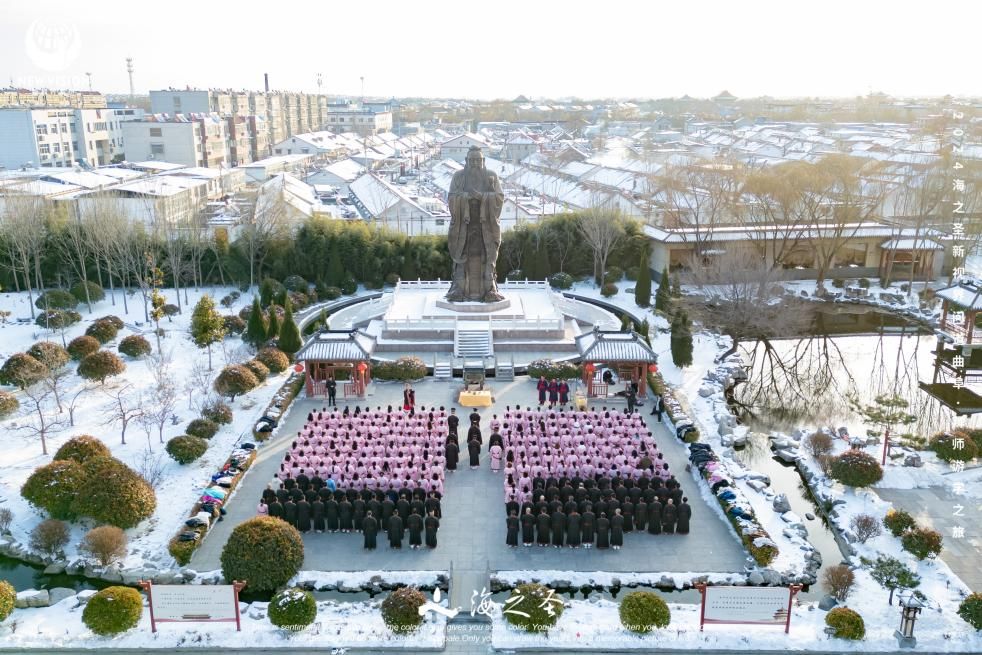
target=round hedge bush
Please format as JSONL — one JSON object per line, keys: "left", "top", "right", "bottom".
{"left": 36, "top": 289, "right": 78, "bottom": 311}
{"left": 82, "top": 586, "right": 143, "bottom": 636}
{"left": 883, "top": 508, "right": 916, "bottom": 537}
{"left": 78, "top": 350, "right": 126, "bottom": 384}
{"left": 166, "top": 435, "right": 208, "bottom": 464}
{"left": 901, "top": 527, "right": 943, "bottom": 560}
{"left": 321, "top": 286, "right": 342, "bottom": 300}
{"left": 380, "top": 586, "right": 426, "bottom": 634}
{"left": 502, "top": 583, "right": 564, "bottom": 633}
{"left": 829, "top": 449, "right": 883, "bottom": 488}
{"left": 0, "top": 391, "right": 19, "bottom": 418}
{"left": 283, "top": 275, "right": 308, "bottom": 293}
{"left": 214, "top": 364, "right": 260, "bottom": 401}
{"left": 201, "top": 401, "right": 233, "bottom": 425}
{"left": 256, "top": 347, "right": 290, "bottom": 374}
{"left": 372, "top": 356, "right": 427, "bottom": 381}
{"left": 340, "top": 275, "right": 357, "bottom": 295}
{"left": 36, "top": 309, "right": 81, "bottom": 329}
{"left": 244, "top": 359, "right": 270, "bottom": 382}
{"left": 54, "top": 435, "right": 111, "bottom": 463}
{"left": 21, "top": 459, "right": 86, "bottom": 520}
{"left": 268, "top": 588, "right": 317, "bottom": 630}
{"left": 185, "top": 418, "right": 219, "bottom": 440}
{"left": 0, "top": 579, "right": 14, "bottom": 622}
{"left": 221, "top": 516, "right": 304, "bottom": 593}
{"left": 223, "top": 314, "right": 246, "bottom": 335}
{"left": 930, "top": 431, "right": 979, "bottom": 462}
{"left": 958, "top": 592, "right": 982, "bottom": 631}
{"left": 0, "top": 353, "right": 47, "bottom": 388}
{"left": 71, "top": 281, "right": 105, "bottom": 304}
{"left": 601, "top": 282, "right": 618, "bottom": 297}
{"left": 96, "top": 315, "right": 124, "bottom": 330}
{"left": 85, "top": 319, "right": 120, "bottom": 344}
{"left": 27, "top": 341, "right": 70, "bottom": 370}
{"left": 825, "top": 607, "right": 865, "bottom": 640}
{"left": 619, "top": 590, "right": 671, "bottom": 633}
{"left": 68, "top": 335, "right": 101, "bottom": 360}
{"left": 118, "top": 335, "right": 152, "bottom": 358}
{"left": 72, "top": 456, "right": 156, "bottom": 529}
{"left": 603, "top": 266, "right": 624, "bottom": 284}
{"left": 548, "top": 271, "right": 574, "bottom": 290}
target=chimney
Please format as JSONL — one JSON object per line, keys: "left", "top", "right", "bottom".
{"left": 264, "top": 73, "right": 270, "bottom": 93}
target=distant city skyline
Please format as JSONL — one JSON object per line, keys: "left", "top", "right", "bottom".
{"left": 2, "top": 0, "right": 979, "bottom": 101}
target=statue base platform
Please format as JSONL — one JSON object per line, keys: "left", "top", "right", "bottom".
{"left": 435, "top": 298, "right": 511, "bottom": 313}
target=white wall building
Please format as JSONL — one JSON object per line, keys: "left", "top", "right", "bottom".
{"left": 0, "top": 107, "right": 113, "bottom": 169}
{"left": 348, "top": 173, "right": 450, "bottom": 235}
{"left": 439, "top": 133, "right": 491, "bottom": 162}
{"left": 122, "top": 114, "right": 229, "bottom": 169}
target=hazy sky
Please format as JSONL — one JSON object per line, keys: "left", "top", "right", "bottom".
{"left": 2, "top": 0, "right": 979, "bottom": 100}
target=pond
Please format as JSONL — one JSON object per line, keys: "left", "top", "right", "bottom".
{"left": 0, "top": 554, "right": 116, "bottom": 593}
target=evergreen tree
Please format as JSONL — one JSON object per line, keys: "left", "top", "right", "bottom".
{"left": 400, "top": 242, "right": 418, "bottom": 281}
{"left": 639, "top": 319, "right": 651, "bottom": 346}
{"left": 275, "top": 288, "right": 289, "bottom": 307}
{"left": 245, "top": 296, "right": 268, "bottom": 349}
{"left": 634, "top": 252, "right": 652, "bottom": 307}
{"left": 654, "top": 267, "right": 671, "bottom": 312}
{"left": 278, "top": 298, "right": 302, "bottom": 356}
{"left": 326, "top": 241, "right": 344, "bottom": 287}
{"left": 259, "top": 278, "right": 277, "bottom": 307}
{"left": 190, "top": 295, "right": 227, "bottom": 371}
{"left": 670, "top": 311, "right": 693, "bottom": 368}
{"left": 267, "top": 306, "right": 281, "bottom": 339}
{"left": 670, "top": 273, "right": 682, "bottom": 298}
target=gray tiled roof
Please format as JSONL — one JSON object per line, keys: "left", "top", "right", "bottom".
{"left": 937, "top": 284, "right": 982, "bottom": 311}
{"left": 295, "top": 329, "right": 376, "bottom": 361}
{"left": 575, "top": 329, "right": 657, "bottom": 363}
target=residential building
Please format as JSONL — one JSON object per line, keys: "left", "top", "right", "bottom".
{"left": 121, "top": 113, "right": 229, "bottom": 169}
{"left": 325, "top": 101, "right": 393, "bottom": 136}
{"left": 0, "top": 107, "right": 112, "bottom": 169}
{"left": 106, "top": 107, "right": 146, "bottom": 162}
{"left": 0, "top": 89, "right": 106, "bottom": 109}
{"left": 348, "top": 172, "right": 450, "bottom": 235}
{"left": 271, "top": 131, "right": 348, "bottom": 160}
{"left": 237, "top": 154, "right": 314, "bottom": 183}
{"left": 501, "top": 134, "right": 538, "bottom": 163}
{"left": 439, "top": 133, "right": 491, "bottom": 162}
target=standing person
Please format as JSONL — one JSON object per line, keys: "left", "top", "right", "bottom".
{"left": 325, "top": 496, "right": 340, "bottom": 532}
{"left": 407, "top": 510, "right": 423, "bottom": 549}
{"left": 268, "top": 497, "right": 284, "bottom": 521}
{"left": 537, "top": 376, "right": 548, "bottom": 406}
{"left": 647, "top": 499, "right": 662, "bottom": 535}
{"left": 581, "top": 506, "right": 596, "bottom": 548}
{"left": 596, "top": 513, "right": 610, "bottom": 549}
{"left": 446, "top": 437, "right": 459, "bottom": 472}
{"left": 547, "top": 378, "right": 559, "bottom": 408}
{"left": 558, "top": 379, "right": 570, "bottom": 406}
{"left": 490, "top": 443, "right": 502, "bottom": 472}
{"left": 649, "top": 394, "right": 663, "bottom": 421}
{"left": 409, "top": 387, "right": 416, "bottom": 412}
{"left": 363, "top": 511, "right": 378, "bottom": 550}
{"left": 520, "top": 507, "right": 535, "bottom": 546}
{"left": 352, "top": 496, "right": 366, "bottom": 532}
{"left": 424, "top": 510, "right": 440, "bottom": 548}
{"left": 536, "top": 508, "right": 551, "bottom": 547}
{"left": 676, "top": 497, "right": 692, "bottom": 534}
{"left": 550, "top": 508, "right": 566, "bottom": 548}
{"left": 283, "top": 498, "right": 298, "bottom": 530}
{"left": 469, "top": 409, "right": 481, "bottom": 427}
{"left": 326, "top": 375, "right": 337, "bottom": 407}
{"left": 295, "top": 498, "right": 312, "bottom": 533}
{"left": 505, "top": 511, "right": 519, "bottom": 547}
{"left": 388, "top": 512, "right": 404, "bottom": 548}
{"left": 339, "top": 497, "right": 353, "bottom": 533}
{"left": 566, "top": 508, "right": 582, "bottom": 548}
{"left": 403, "top": 383, "right": 413, "bottom": 412}
{"left": 447, "top": 407, "right": 459, "bottom": 440}
{"left": 625, "top": 383, "right": 637, "bottom": 414}
{"left": 256, "top": 499, "right": 268, "bottom": 516}
{"left": 610, "top": 508, "right": 625, "bottom": 550}
{"left": 468, "top": 438, "right": 481, "bottom": 469}
{"left": 662, "top": 498, "right": 677, "bottom": 534}
{"left": 311, "top": 497, "right": 325, "bottom": 533}
{"left": 635, "top": 499, "right": 648, "bottom": 533}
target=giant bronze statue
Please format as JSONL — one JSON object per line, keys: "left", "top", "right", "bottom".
{"left": 446, "top": 146, "right": 504, "bottom": 302}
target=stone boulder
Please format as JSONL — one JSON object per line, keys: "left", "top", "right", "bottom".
{"left": 780, "top": 511, "right": 803, "bottom": 526}
{"left": 43, "top": 562, "right": 66, "bottom": 575}
{"left": 15, "top": 589, "right": 49, "bottom": 608}
{"left": 47, "top": 587, "right": 75, "bottom": 605}
{"left": 746, "top": 479, "right": 767, "bottom": 492}
{"left": 818, "top": 595, "right": 838, "bottom": 611}
{"left": 747, "top": 571, "right": 765, "bottom": 585}
{"left": 74, "top": 589, "right": 98, "bottom": 605}
{"left": 698, "top": 386, "right": 714, "bottom": 398}
{"left": 772, "top": 494, "right": 792, "bottom": 513}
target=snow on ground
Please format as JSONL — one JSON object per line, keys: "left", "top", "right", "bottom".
{"left": 495, "top": 570, "right": 744, "bottom": 589}
{"left": 0, "top": 287, "right": 287, "bottom": 571}
{"left": 287, "top": 569, "right": 446, "bottom": 590}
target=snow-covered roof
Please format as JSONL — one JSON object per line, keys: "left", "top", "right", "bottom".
{"left": 643, "top": 223, "right": 945, "bottom": 244}
{"left": 322, "top": 158, "right": 366, "bottom": 183}
{"left": 295, "top": 329, "right": 376, "bottom": 361}
{"left": 128, "top": 161, "right": 187, "bottom": 172}
{"left": 576, "top": 329, "right": 657, "bottom": 363}
{"left": 880, "top": 238, "right": 943, "bottom": 251}
{"left": 936, "top": 283, "right": 982, "bottom": 310}
{"left": 42, "top": 170, "right": 118, "bottom": 189}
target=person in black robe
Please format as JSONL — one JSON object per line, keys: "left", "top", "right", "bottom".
{"left": 276, "top": 485, "right": 289, "bottom": 504}
{"left": 558, "top": 380, "right": 570, "bottom": 405}
{"left": 367, "top": 497, "right": 382, "bottom": 522}
{"left": 262, "top": 485, "right": 276, "bottom": 504}
{"left": 648, "top": 500, "right": 662, "bottom": 535}
{"left": 506, "top": 512, "right": 519, "bottom": 547}
{"left": 550, "top": 509, "right": 566, "bottom": 548}
{"left": 425, "top": 492, "right": 441, "bottom": 519}
{"left": 662, "top": 498, "right": 677, "bottom": 534}
{"left": 295, "top": 499, "right": 312, "bottom": 533}
{"left": 411, "top": 496, "right": 426, "bottom": 519}
{"left": 424, "top": 511, "right": 439, "bottom": 548}
{"left": 610, "top": 509, "right": 625, "bottom": 550}
{"left": 536, "top": 509, "right": 550, "bottom": 546}
{"left": 635, "top": 500, "right": 648, "bottom": 533}
{"left": 621, "top": 500, "right": 634, "bottom": 533}
{"left": 488, "top": 431, "right": 503, "bottom": 452}
{"left": 596, "top": 513, "right": 610, "bottom": 549}
{"left": 670, "top": 487, "right": 684, "bottom": 507}
{"left": 338, "top": 498, "right": 353, "bottom": 532}
{"left": 447, "top": 409, "right": 459, "bottom": 438}
{"left": 520, "top": 508, "right": 535, "bottom": 546}
{"left": 467, "top": 424, "right": 482, "bottom": 445}
{"left": 547, "top": 379, "right": 559, "bottom": 407}
{"left": 380, "top": 497, "right": 395, "bottom": 525}
{"left": 388, "top": 513, "right": 404, "bottom": 548}
{"left": 676, "top": 497, "right": 692, "bottom": 534}
{"left": 469, "top": 410, "right": 480, "bottom": 426}
{"left": 290, "top": 486, "right": 304, "bottom": 502}
{"left": 566, "top": 510, "right": 581, "bottom": 548}
{"left": 324, "top": 496, "right": 340, "bottom": 531}
{"left": 407, "top": 510, "right": 424, "bottom": 549}
{"left": 352, "top": 497, "right": 366, "bottom": 531}
{"left": 445, "top": 439, "right": 459, "bottom": 471}
{"left": 296, "top": 473, "right": 310, "bottom": 491}
{"left": 581, "top": 508, "right": 595, "bottom": 547}
{"left": 505, "top": 498, "right": 520, "bottom": 518}
{"left": 395, "top": 494, "right": 410, "bottom": 523}
{"left": 311, "top": 498, "right": 325, "bottom": 533}
{"left": 283, "top": 499, "right": 298, "bottom": 529}
{"left": 363, "top": 512, "right": 378, "bottom": 549}
{"left": 467, "top": 439, "right": 481, "bottom": 469}
{"left": 268, "top": 499, "right": 284, "bottom": 521}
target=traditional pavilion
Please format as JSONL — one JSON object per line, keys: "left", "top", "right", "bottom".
{"left": 295, "top": 329, "right": 376, "bottom": 399}
{"left": 576, "top": 328, "right": 658, "bottom": 399}
{"left": 921, "top": 278, "right": 982, "bottom": 415}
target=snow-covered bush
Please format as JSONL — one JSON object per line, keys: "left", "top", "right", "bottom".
{"left": 527, "top": 359, "right": 580, "bottom": 381}
{"left": 283, "top": 275, "right": 308, "bottom": 292}
{"left": 70, "top": 281, "right": 105, "bottom": 304}
{"left": 35, "top": 289, "right": 78, "bottom": 311}
{"left": 185, "top": 418, "right": 219, "bottom": 440}
{"left": 320, "top": 285, "right": 342, "bottom": 300}
{"left": 220, "top": 516, "right": 304, "bottom": 593}
{"left": 502, "top": 583, "right": 563, "bottom": 633}
{"left": 0, "top": 391, "right": 19, "bottom": 418}
{"left": 849, "top": 513, "right": 882, "bottom": 543}
{"left": 53, "top": 435, "right": 111, "bottom": 463}
{"left": 268, "top": 588, "right": 317, "bottom": 630}
{"left": 77, "top": 350, "right": 126, "bottom": 384}
{"left": 118, "top": 334, "right": 152, "bottom": 358}
{"left": 81, "top": 525, "right": 127, "bottom": 566}
{"left": 73, "top": 456, "right": 156, "bottom": 529}
{"left": 958, "top": 593, "right": 982, "bottom": 631}
{"left": 380, "top": 586, "right": 426, "bottom": 634}
{"left": 373, "top": 356, "right": 427, "bottom": 381}
{"left": 82, "top": 586, "right": 143, "bottom": 636}
{"left": 223, "top": 314, "right": 246, "bottom": 335}
{"left": 883, "top": 508, "right": 916, "bottom": 537}
{"left": 94, "top": 315, "right": 124, "bottom": 330}
{"left": 245, "top": 359, "right": 270, "bottom": 382}
{"left": 548, "top": 271, "right": 574, "bottom": 290}
{"left": 29, "top": 518, "right": 70, "bottom": 556}
{"left": 829, "top": 449, "right": 883, "bottom": 488}
{"left": 901, "top": 527, "right": 943, "bottom": 560}
{"left": 0, "top": 352, "right": 47, "bottom": 388}
{"left": 0, "top": 580, "right": 14, "bottom": 621}
{"left": 36, "top": 309, "right": 81, "bottom": 329}
{"left": 166, "top": 435, "right": 208, "bottom": 464}
{"left": 803, "top": 431, "right": 834, "bottom": 459}
{"left": 824, "top": 607, "right": 865, "bottom": 640}
{"left": 21, "top": 459, "right": 86, "bottom": 519}
{"left": 201, "top": 400, "right": 233, "bottom": 425}
{"left": 85, "top": 318, "right": 120, "bottom": 343}
{"left": 822, "top": 564, "right": 855, "bottom": 602}
{"left": 162, "top": 304, "right": 180, "bottom": 320}
{"left": 27, "top": 341, "right": 69, "bottom": 370}
{"left": 603, "top": 266, "right": 624, "bottom": 284}
{"left": 67, "top": 335, "right": 100, "bottom": 360}
{"left": 930, "top": 430, "right": 979, "bottom": 462}
{"left": 214, "top": 364, "right": 260, "bottom": 401}
{"left": 601, "top": 282, "right": 618, "bottom": 297}
{"left": 257, "top": 347, "right": 290, "bottom": 374}
{"left": 340, "top": 274, "right": 357, "bottom": 295}
{"left": 618, "top": 590, "right": 670, "bottom": 633}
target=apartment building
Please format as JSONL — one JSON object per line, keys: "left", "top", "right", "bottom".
{"left": 0, "top": 106, "right": 113, "bottom": 169}
{"left": 122, "top": 113, "right": 228, "bottom": 168}
{"left": 325, "top": 101, "right": 393, "bottom": 136}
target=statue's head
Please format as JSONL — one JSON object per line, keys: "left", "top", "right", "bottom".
{"left": 465, "top": 146, "right": 485, "bottom": 170}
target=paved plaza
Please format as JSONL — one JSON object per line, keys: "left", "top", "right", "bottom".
{"left": 192, "top": 377, "right": 748, "bottom": 600}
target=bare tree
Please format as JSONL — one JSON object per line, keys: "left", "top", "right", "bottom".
{"left": 576, "top": 206, "right": 626, "bottom": 285}
{"left": 132, "top": 448, "right": 168, "bottom": 489}
{"left": 101, "top": 385, "right": 143, "bottom": 445}
{"left": 53, "top": 210, "right": 96, "bottom": 313}
{"left": 81, "top": 194, "right": 129, "bottom": 310}
{"left": 1, "top": 194, "right": 51, "bottom": 319}
{"left": 66, "top": 384, "right": 92, "bottom": 427}
{"left": 18, "top": 383, "right": 67, "bottom": 455}
{"left": 241, "top": 182, "right": 289, "bottom": 288}
{"left": 654, "top": 160, "right": 742, "bottom": 256}
{"left": 186, "top": 359, "right": 213, "bottom": 411}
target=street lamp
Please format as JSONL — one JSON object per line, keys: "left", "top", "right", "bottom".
{"left": 895, "top": 592, "right": 924, "bottom": 649}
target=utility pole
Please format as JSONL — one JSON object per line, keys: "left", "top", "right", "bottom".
{"left": 85, "top": 72, "right": 93, "bottom": 91}
{"left": 126, "top": 58, "right": 135, "bottom": 101}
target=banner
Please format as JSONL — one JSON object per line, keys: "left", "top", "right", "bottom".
{"left": 696, "top": 584, "right": 801, "bottom": 633}
{"left": 141, "top": 582, "right": 245, "bottom": 632}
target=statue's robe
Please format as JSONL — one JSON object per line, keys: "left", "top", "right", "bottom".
{"left": 447, "top": 167, "right": 504, "bottom": 301}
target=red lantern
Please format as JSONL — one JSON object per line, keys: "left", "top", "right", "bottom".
{"left": 356, "top": 361, "right": 368, "bottom": 373}
{"left": 648, "top": 364, "right": 658, "bottom": 374}
{"left": 293, "top": 363, "right": 304, "bottom": 373}
{"left": 584, "top": 362, "right": 596, "bottom": 374}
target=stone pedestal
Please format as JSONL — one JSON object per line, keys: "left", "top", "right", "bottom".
{"left": 894, "top": 630, "right": 916, "bottom": 649}
{"left": 435, "top": 298, "right": 511, "bottom": 313}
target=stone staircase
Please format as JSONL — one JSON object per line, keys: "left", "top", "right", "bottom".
{"left": 494, "top": 356, "right": 515, "bottom": 380}
{"left": 433, "top": 360, "right": 453, "bottom": 379}
{"left": 455, "top": 324, "right": 493, "bottom": 358}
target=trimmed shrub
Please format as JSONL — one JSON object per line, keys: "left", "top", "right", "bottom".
{"left": 168, "top": 525, "right": 206, "bottom": 566}
{"left": 36, "top": 289, "right": 78, "bottom": 311}
{"left": 603, "top": 266, "right": 624, "bottom": 284}
{"left": 0, "top": 353, "right": 47, "bottom": 388}
{"left": 747, "top": 533, "right": 779, "bottom": 566}
{"left": 548, "top": 271, "right": 574, "bottom": 290}
{"left": 831, "top": 278, "right": 846, "bottom": 288}
{"left": 883, "top": 509, "right": 916, "bottom": 537}
{"left": 202, "top": 401, "right": 233, "bottom": 425}
{"left": 223, "top": 314, "right": 246, "bottom": 335}
{"left": 81, "top": 525, "right": 127, "bottom": 566}
{"left": 257, "top": 347, "right": 290, "bottom": 374}
{"left": 825, "top": 607, "right": 865, "bottom": 640}
{"left": 162, "top": 304, "right": 180, "bottom": 320}
{"left": 619, "top": 590, "right": 670, "bottom": 633}
{"left": 804, "top": 431, "right": 835, "bottom": 460}
{"left": 21, "top": 459, "right": 86, "bottom": 519}
{"left": 36, "top": 309, "right": 81, "bottom": 329}
{"left": 380, "top": 586, "right": 426, "bottom": 634}
{"left": 822, "top": 564, "right": 856, "bottom": 602}
{"left": 901, "top": 527, "right": 943, "bottom": 560}
{"left": 214, "top": 364, "right": 260, "bottom": 401}
{"left": 186, "top": 418, "right": 219, "bottom": 440}
{"left": 54, "top": 435, "right": 111, "bottom": 463}
{"left": 601, "top": 282, "right": 618, "bottom": 297}
{"left": 166, "top": 435, "right": 208, "bottom": 464}
{"left": 503, "top": 583, "right": 563, "bottom": 633}
{"left": 68, "top": 335, "right": 101, "bottom": 360}
{"left": 82, "top": 586, "right": 143, "bottom": 636}
{"left": 220, "top": 516, "right": 304, "bottom": 593}
{"left": 78, "top": 350, "right": 126, "bottom": 384}
{"left": 0, "top": 391, "right": 19, "bottom": 418}
{"left": 72, "top": 456, "right": 156, "bottom": 529}
{"left": 27, "top": 341, "right": 70, "bottom": 370}
{"left": 30, "top": 518, "right": 70, "bottom": 556}
{"left": 260, "top": 277, "right": 286, "bottom": 307}
{"left": 288, "top": 291, "right": 309, "bottom": 310}
{"left": 85, "top": 319, "right": 120, "bottom": 344}
{"left": 283, "top": 275, "right": 308, "bottom": 293}
{"left": 321, "top": 286, "right": 342, "bottom": 301}
{"left": 268, "top": 588, "right": 317, "bottom": 630}
{"left": 829, "top": 449, "right": 883, "bottom": 488}
{"left": 957, "top": 592, "right": 982, "bottom": 631}
{"left": 372, "top": 356, "right": 427, "bottom": 381}
{"left": 527, "top": 359, "right": 580, "bottom": 380}
{"left": 71, "top": 281, "right": 105, "bottom": 304}
{"left": 340, "top": 275, "right": 357, "bottom": 295}
{"left": 384, "top": 272, "right": 401, "bottom": 286}
{"left": 96, "top": 315, "right": 124, "bottom": 330}
{"left": 118, "top": 335, "right": 152, "bottom": 358}
{"left": 849, "top": 513, "right": 882, "bottom": 543}
{"left": 0, "top": 580, "right": 13, "bottom": 622}
{"left": 930, "top": 431, "right": 979, "bottom": 462}
{"left": 857, "top": 278, "right": 871, "bottom": 289}
{"left": 245, "top": 359, "right": 270, "bottom": 382}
